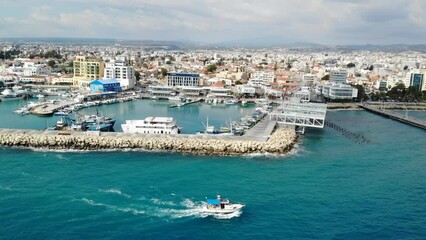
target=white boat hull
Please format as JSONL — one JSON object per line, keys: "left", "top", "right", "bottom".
{"left": 202, "top": 204, "right": 244, "bottom": 214}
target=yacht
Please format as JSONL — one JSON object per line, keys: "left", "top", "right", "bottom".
{"left": 121, "top": 117, "right": 180, "bottom": 134}
{"left": 202, "top": 195, "right": 245, "bottom": 214}
{"left": 0, "top": 89, "right": 25, "bottom": 102}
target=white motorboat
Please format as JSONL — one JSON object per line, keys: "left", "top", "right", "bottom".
{"left": 202, "top": 195, "right": 244, "bottom": 214}
{"left": 0, "top": 89, "right": 25, "bottom": 102}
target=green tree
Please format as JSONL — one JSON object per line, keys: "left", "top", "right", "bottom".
{"left": 403, "top": 65, "right": 409, "bottom": 71}
{"left": 235, "top": 80, "right": 242, "bottom": 85}
{"left": 347, "top": 63, "right": 356, "bottom": 68}
{"left": 206, "top": 64, "right": 217, "bottom": 73}
{"left": 353, "top": 84, "right": 367, "bottom": 102}
{"left": 160, "top": 68, "right": 168, "bottom": 77}
{"left": 47, "top": 60, "right": 56, "bottom": 68}
{"left": 321, "top": 74, "right": 330, "bottom": 81}
{"left": 386, "top": 83, "right": 406, "bottom": 101}
{"left": 135, "top": 71, "right": 141, "bottom": 81}
{"left": 369, "top": 65, "right": 374, "bottom": 71}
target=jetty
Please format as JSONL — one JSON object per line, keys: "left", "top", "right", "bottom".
{"left": 169, "top": 99, "right": 202, "bottom": 108}
{"left": 360, "top": 104, "right": 426, "bottom": 130}
{"left": 0, "top": 126, "right": 297, "bottom": 156}
{"left": 30, "top": 100, "right": 76, "bottom": 116}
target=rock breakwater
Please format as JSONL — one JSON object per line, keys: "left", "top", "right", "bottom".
{"left": 0, "top": 127, "right": 297, "bottom": 156}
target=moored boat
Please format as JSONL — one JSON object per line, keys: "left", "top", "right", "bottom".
{"left": 121, "top": 117, "right": 180, "bottom": 134}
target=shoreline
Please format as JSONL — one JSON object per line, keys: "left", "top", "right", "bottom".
{"left": 0, "top": 127, "right": 298, "bottom": 156}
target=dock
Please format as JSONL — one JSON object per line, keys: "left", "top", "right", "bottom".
{"left": 360, "top": 104, "right": 426, "bottom": 130}
{"left": 241, "top": 116, "right": 277, "bottom": 141}
{"left": 30, "top": 100, "right": 76, "bottom": 116}
{"left": 169, "top": 99, "right": 202, "bottom": 108}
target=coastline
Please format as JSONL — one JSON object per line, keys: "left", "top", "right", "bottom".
{"left": 0, "top": 127, "right": 298, "bottom": 156}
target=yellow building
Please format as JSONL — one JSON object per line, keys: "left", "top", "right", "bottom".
{"left": 73, "top": 56, "right": 104, "bottom": 88}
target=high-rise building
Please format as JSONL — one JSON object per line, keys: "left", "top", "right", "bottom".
{"left": 73, "top": 56, "right": 104, "bottom": 88}
{"left": 330, "top": 70, "right": 347, "bottom": 83}
{"left": 409, "top": 73, "right": 424, "bottom": 91}
{"left": 104, "top": 60, "right": 136, "bottom": 90}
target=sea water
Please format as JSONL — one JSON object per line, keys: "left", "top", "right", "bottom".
{"left": 0, "top": 101, "right": 425, "bottom": 239}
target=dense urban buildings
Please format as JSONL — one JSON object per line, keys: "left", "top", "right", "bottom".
{"left": 0, "top": 41, "right": 426, "bottom": 102}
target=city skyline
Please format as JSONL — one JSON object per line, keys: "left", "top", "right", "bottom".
{"left": 1, "top": 0, "right": 426, "bottom": 45}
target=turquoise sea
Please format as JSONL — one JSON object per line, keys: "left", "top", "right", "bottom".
{"left": 1, "top": 100, "right": 425, "bottom": 239}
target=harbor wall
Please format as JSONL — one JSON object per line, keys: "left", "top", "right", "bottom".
{"left": 0, "top": 127, "right": 297, "bottom": 156}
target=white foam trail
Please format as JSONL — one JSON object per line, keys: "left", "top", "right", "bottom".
{"left": 146, "top": 199, "right": 242, "bottom": 220}
{"left": 212, "top": 210, "right": 242, "bottom": 219}
{"left": 99, "top": 188, "right": 131, "bottom": 199}
{"left": 151, "top": 198, "right": 177, "bottom": 206}
{"left": 0, "top": 185, "right": 13, "bottom": 191}
{"left": 80, "top": 198, "right": 144, "bottom": 215}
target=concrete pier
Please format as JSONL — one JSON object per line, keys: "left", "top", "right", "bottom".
{"left": 360, "top": 104, "right": 426, "bottom": 130}
{"left": 30, "top": 100, "right": 76, "bottom": 116}
{"left": 0, "top": 126, "right": 297, "bottom": 156}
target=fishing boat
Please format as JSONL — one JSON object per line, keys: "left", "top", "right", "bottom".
{"left": 203, "top": 194, "right": 244, "bottom": 214}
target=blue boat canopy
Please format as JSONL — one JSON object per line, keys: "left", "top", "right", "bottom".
{"left": 207, "top": 199, "right": 220, "bottom": 205}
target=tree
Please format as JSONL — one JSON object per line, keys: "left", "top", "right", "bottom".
{"left": 403, "top": 65, "right": 409, "bottom": 71}
{"left": 355, "top": 72, "right": 362, "bottom": 77}
{"left": 47, "top": 60, "right": 56, "bottom": 68}
{"left": 353, "top": 84, "right": 367, "bottom": 102}
{"left": 135, "top": 71, "right": 141, "bottom": 81}
{"left": 235, "top": 80, "right": 242, "bottom": 85}
{"left": 369, "top": 65, "right": 374, "bottom": 71}
{"left": 160, "top": 68, "right": 168, "bottom": 77}
{"left": 347, "top": 62, "right": 356, "bottom": 68}
{"left": 286, "top": 63, "right": 292, "bottom": 70}
{"left": 321, "top": 74, "right": 330, "bottom": 81}
{"left": 386, "top": 83, "right": 406, "bottom": 101}
{"left": 206, "top": 64, "right": 217, "bottom": 73}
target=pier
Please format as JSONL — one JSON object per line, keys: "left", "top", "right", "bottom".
{"left": 30, "top": 100, "right": 76, "bottom": 116}
{"left": 360, "top": 104, "right": 426, "bottom": 130}
{"left": 242, "top": 116, "right": 277, "bottom": 141}
{"left": 0, "top": 126, "right": 297, "bottom": 156}
{"left": 169, "top": 99, "right": 202, "bottom": 108}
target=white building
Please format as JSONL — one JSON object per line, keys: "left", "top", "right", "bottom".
{"left": 23, "top": 61, "right": 51, "bottom": 76}
{"left": 237, "top": 85, "right": 256, "bottom": 96}
{"left": 147, "top": 85, "right": 174, "bottom": 97}
{"left": 316, "top": 82, "right": 357, "bottom": 100}
{"left": 303, "top": 74, "right": 315, "bottom": 86}
{"left": 248, "top": 71, "right": 275, "bottom": 86}
{"left": 330, "top": 70, "right": 347, "bottom": 83}
{"left": 52, "top": 75, "right": 74, "bottom": 85}
{"left": 167, "top": 73, "right": 200, "bottom": 87}
{"left": 104, "top": 60, "right": 136, "bottom": 90}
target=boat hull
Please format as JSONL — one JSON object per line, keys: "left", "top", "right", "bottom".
{"left": 202, "top": 204, "right": 244, "bottom": 214}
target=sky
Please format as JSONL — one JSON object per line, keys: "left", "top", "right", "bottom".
{"left": 0, "top": 0, "right": 425, "bottom": 45}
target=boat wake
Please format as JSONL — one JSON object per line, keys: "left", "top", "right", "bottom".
{"left": 77, "top": 197, "right": 242, "bottom": 220}
{"left": 98, "top": 188, "right": 132, "bottom": 199}
{"left": 79, "top": 198, "right": 145, "bottom": 215}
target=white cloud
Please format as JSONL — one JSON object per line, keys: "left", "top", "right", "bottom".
{"left": 0, "top": 0, "right": 425, "bottom": 44}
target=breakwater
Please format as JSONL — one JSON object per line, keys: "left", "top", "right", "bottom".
{"left": 0, "top": 127, "right": 297, "bottom": 156}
